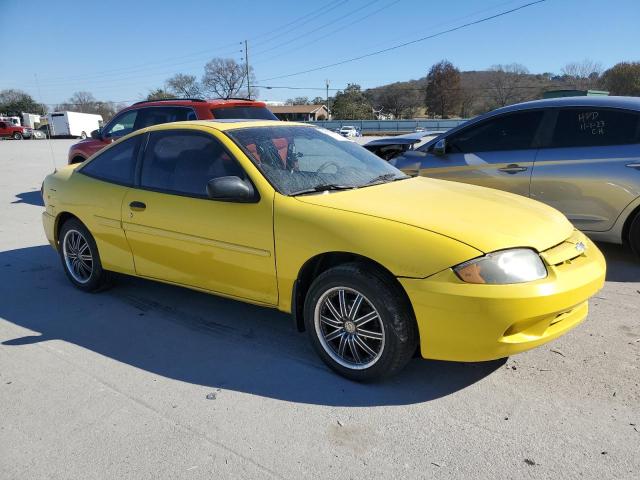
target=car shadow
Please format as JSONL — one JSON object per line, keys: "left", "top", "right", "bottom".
{"left": 595, "top": 242, "right": 640, "bottom": 282}
{"left": 0, "top": 245, "right": 505, "bottom": 407}
{"left": 12, "top": 190, "right": 44, "bottom": 207}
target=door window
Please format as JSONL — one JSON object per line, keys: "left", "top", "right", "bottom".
{"left": 550, "top": 108, "right": 640, "bottom": 148}
{"left": 140, "top": 130, "right": 245, "bottom": 197}
{"left": 80, "top": 136, "right": 140, "bottom": 185}
{"left": 104, "top": 110, "right": 138, "bottom": 138}
{"left": 447, "top": 111, "right": 544, "bottom": 153}
{"left": 135, "top": 107, "right": 196, "bottom": 129}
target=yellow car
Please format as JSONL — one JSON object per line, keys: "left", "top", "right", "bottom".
{"left": 42, "top": 120, "right": 606, "bottom": 380}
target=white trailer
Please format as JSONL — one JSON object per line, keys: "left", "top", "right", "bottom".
{"left": 22, "top": 113, "right": 41, "bottom": 128}
{"left": 47, "top": 111, "right": 103, "bottom": 138}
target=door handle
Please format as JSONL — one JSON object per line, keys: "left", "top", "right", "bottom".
{"left": 129, "top": 201, "right": 146, "bottom": 211}
{"left": 498, "top": 164, "right": 528, "bottom": 174}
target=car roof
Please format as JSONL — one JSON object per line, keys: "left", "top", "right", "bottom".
{"left": 492, "top": 95, "right": 640, "bottom": 114}
{"left": 125, "top": 98, "right": 269, "bottom": 109}
{"left": 141, "top": 119, "right": 308, "bottom": 133}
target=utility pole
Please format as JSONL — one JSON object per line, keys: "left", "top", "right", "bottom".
{"left": 325, "top": 79, "right": 330, "bottom": 120}
{"left": 244, "top": 40, "right": 251, "bottom": 99}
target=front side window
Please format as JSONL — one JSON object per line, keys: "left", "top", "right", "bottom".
{"left": 446, "top": 110, "right": 544, "bottom": 153}
{"left": 550, "top": 108, "right": 640, "bottom": 148}
{"left": 212, "top": 106, "right": 277, "bottom": 120}
{"left": 135, "top": 107, "right": 196, "bottom": 129}
{"left": 141, "top": 130, "right": 245, "bottom": 197}
{"left": 227, "top": 126, "right": 406, "bottom": 195}
{"left": 80, "top": 136, "right": 139, "bottom": 185}
{"left": 104, "top": 110, "right": 138, "bottom": 138}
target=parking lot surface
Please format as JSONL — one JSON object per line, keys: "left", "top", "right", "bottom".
{"left": 1, "top": 140, "right": 639, "bottom": 479}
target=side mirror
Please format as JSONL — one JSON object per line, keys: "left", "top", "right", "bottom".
{"left": 433, "top": 138, "right": 446, "bottom": 156}
{"left": 207, "top": 176, "right": 256, "bottom": 203}
{"left": 90, "top": 129, "right": 102, "bottom": 140}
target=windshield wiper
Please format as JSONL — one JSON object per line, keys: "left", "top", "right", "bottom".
{"left": 362, "top": 173, "right": 409, "bottom": 186}
{"left": 290, "top": 184, "right": 356, "bottom": 196}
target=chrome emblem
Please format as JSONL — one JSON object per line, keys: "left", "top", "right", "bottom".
{"left": 575, "top": 241, "right": 586, "bottom": 253}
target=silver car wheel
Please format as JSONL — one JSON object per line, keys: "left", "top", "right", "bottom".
{"left": 62, "top": 229, "right": 93, "bottom": 284}
{"left": 314, "top": 286, "right": 385, "bottom": 370}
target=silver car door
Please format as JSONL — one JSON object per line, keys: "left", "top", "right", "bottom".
{"left": 530, "top": 107, "right": 640, "bottom": 232}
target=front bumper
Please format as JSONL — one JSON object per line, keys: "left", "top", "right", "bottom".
{"left": 401, "top": 234, "right": 606, "bottom": 362}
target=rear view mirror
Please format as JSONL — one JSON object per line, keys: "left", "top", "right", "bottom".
{"left": 90, "top": 129, "right": 102, "bottom": 140}
{"left": 433, "top": 138, "right": 446, "bottom": 156}
{"left": 207, "top": 176, "right": 256, "bottom": 203}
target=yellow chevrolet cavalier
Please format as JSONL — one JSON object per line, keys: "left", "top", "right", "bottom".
{"left": 42, "top": 120, "right": 606, "bottom": 380}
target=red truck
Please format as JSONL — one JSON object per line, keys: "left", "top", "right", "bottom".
{"left": 67, "top": 98, "right": 277, "bottom": 164}
{"left": 0, "top": 120, "right": 32, "bottom": 140}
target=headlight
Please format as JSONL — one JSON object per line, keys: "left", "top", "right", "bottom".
{"left": 453, "top": 248, "right": 547, "bottom": 284}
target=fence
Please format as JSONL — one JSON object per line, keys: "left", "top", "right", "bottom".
{"left": 306, "top": 118, "right": 469, "bottom": 134}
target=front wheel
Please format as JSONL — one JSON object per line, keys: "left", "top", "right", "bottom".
{"left": 58, "top": 218, "right": 111, "bottom": 292}
{"left": 304, "top": 263, "right": 418, "bottom": 381}
{"left": 12, "top": 132, "right": 23, "bottom": 140}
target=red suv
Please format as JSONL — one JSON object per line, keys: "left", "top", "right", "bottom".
{"left": 0, "top": 120, "right": 32, "bottom": 140}
{"left": 67, "top": 98, "right": 277, "bottom": 164}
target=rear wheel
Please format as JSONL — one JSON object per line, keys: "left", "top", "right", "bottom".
{"left": 58, "top": 218, "right": 111, "bottom": 292}
{"left": 12, "top": 132, "right": 23, "bottom": 140}
{"left": 304, "top": 263, "right": 418, "bottom": 381}
{"left": 628, "top": 211, "right": 640, "bottom": 257}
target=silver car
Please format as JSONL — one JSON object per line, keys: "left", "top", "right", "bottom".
{"left": 391, "top": 96, "right": 640, "bottom": 254}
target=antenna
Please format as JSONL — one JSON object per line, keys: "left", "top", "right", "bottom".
{"left": 34, "top": 73, "right": 57, "bottom": 171}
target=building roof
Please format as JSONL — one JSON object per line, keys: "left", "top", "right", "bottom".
{"left": 269, "top": 104, "right": 327, "bottom": 114}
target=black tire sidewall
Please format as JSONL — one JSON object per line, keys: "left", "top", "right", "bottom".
{"left": 13, "top": 132, "right": 22, "bottom": 140}
{"left": 629, "top": 213, "right": 640, "bottom": 257}
{"left": 303, "top": 264, "right": 418, "bottom": 381}
{"left": 58, "top": 218, "right": 107, "bottom": 292}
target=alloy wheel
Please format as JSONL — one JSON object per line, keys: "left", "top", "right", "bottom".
{"left": 314, "top": 286, "right": 385, "bottom": 370}
{"left": 62, "top": 229, "right": 93, "bottom": 284}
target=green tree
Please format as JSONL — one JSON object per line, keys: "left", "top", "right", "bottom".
{"left": 0, "top": 89, "right": 45, "bottom": 115}
{"left": 331, "top": 84, "right": 373, "bottom": 119}
{"left": 425, "top": 60, "right": 461, "bottom": 118}
{"left": 601, "top": 62, "right": 640, "bottom": 96}
{"left": 147, "top": 88, "right": 175, "bottom": 100}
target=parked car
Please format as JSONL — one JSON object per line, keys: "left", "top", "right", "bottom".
{"left": 382, "top": 97, "right": 640, "bottom": 255}
{"left": 32, "top": 125, "right": 50, "bottom": 139}
{"left": 0, "top": 120, "right": 32, "bottom": 140}
{"left": 67, "top": 98, "right": 277, "bottom": 164}
{"left": 339, "top": 125, "right": 359, "bottom": 138}
{"left": 42, "top": 120, "right": 605, "bottom": 380}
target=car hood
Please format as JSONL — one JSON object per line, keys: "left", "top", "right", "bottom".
{"left": 294, "top": 177, "right": 574, "bottom": 253}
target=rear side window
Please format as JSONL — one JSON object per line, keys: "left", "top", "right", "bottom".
{"left": 211, "top": 106, "right": 277, "bottom": 120}
{"left": 80, "top": 136, "right": 139, "bottom": 185}
{"left": 448, "top": 111, "right": 544, "bottom": 153}
{"left": 135, "top": 107, "right": 197, "bottom": 129}
{"left": 141, "top": 130, "right": 246, "bottom": 197}
{"left": 550, "top": 108, "right": 640, "bottom": 148}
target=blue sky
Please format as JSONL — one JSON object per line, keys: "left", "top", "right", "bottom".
{"left": 1, "top": 0, "right": 638, "bottom": 107}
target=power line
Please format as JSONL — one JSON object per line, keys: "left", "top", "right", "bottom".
{"left": 256, "top": 0, "right": 547, "bottom": 82}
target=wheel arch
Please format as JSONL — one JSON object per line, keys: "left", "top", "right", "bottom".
{"left": 291, "top": 251, "right": 416, "bottom": 333}
{"left": 54, "top": 211, "right": 82, "bottom": 246}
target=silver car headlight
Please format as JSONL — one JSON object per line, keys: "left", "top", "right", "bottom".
{"left": 453, "top": 248, "right": 547, "bottom": 284}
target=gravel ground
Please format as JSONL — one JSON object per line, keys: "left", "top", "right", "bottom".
{"left": 1, "top": 139, "right": 639, "bottom": 480}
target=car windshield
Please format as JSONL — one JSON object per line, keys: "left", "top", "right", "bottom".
{"left": 227, "top": 125, "right": 408, "bottom": 195}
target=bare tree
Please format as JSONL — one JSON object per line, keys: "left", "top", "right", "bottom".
{"left": 165, "top": 73, "right": 202, "bottom": 98}
{"left": 55, "top": 91, "right": 122, "bottom": 122}
{"left": 425, "top": 60, "right": 461, "bottom": 118}
{"left": 369, "top": 83, "right": 421, "bottom": 119}
{"left": 201, "top": 58, "right": 256, "bottom": 99}
{"left": 285, "top": 96, "right": 311, "bottom": 105}
{"left": 485, "top": 63, "right": 532, "bottom": 108}
{"left": 561, "top": 59, "right": 603, "bottom": 90}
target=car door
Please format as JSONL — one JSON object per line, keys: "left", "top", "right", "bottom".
{"left": 121, "top": 128, "right": 278, "bottom": 305}
{"left": 530, "top": 107, "right": 640, "bottom": 232}
{"left": 404, "top": 110, "right": 544, "bottom": 197}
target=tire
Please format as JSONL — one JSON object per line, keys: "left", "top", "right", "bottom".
{"left": 58, "top": 218, "right": 111, "bottom": 292}
{"left": 629, "top": 212, "right": 640, "bottom": 258}
{"left": 80, "top": 131, "right": 87, "bottom": 139}
{"left": 12, "top": 132, "right": 23, "bottom": 140}
{"left": 303, "top": 263, "right": 418, "bottom": 381}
